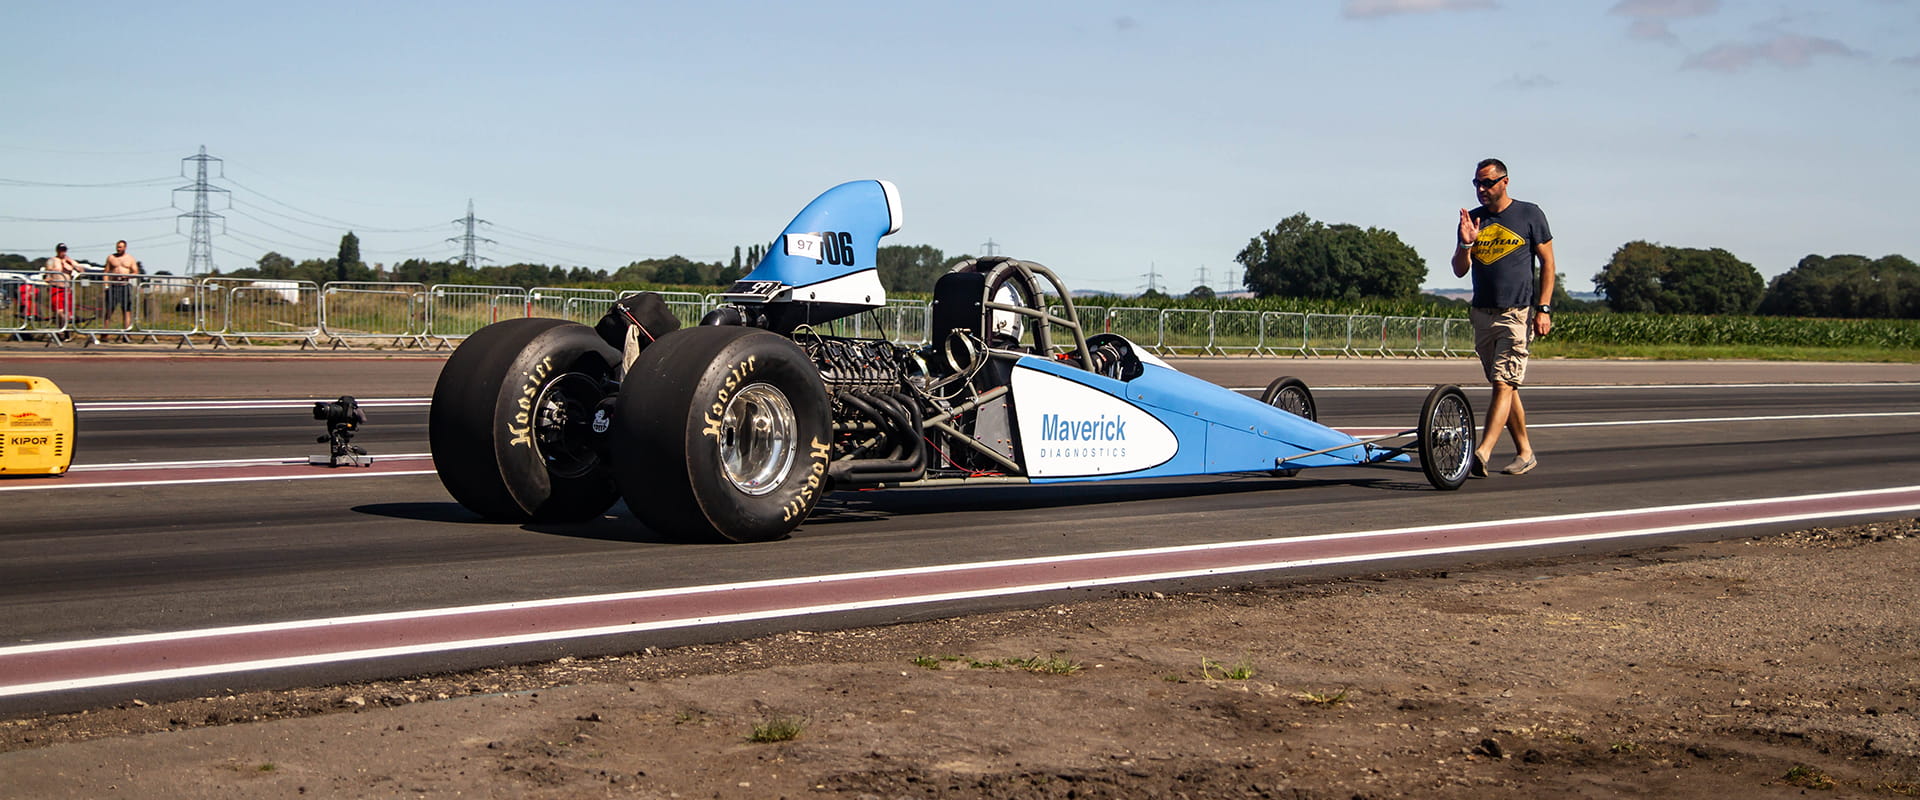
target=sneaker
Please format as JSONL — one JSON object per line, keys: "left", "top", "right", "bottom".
{"left": 1501, "top": 455, "right": 1538, "bottom": 475}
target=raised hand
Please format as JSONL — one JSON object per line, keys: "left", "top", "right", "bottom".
{"left": 1457, "top": 208, "right": 1479, "bottom": 247}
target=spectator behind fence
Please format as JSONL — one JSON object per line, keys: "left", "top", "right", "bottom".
{"left": 41, "top": 243, "right": 84, "bottom": 337}
{"left": 105, "top": 239, "right": 143, "bottom": 339}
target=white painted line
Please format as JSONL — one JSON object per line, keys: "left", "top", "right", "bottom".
{"left": 77, "top": 398, "right": 431, "bottom": 413}
{"left": 0, "top": 470, "right": 438, "bottom": 493}
{"left": 1530, "top": 411, "right": 1920, "bottom": 429}
{"left": 65, "top": 454, "right": 433, "bottom": 471}
{"left": 1231, "top": 382, "right": 1920, "bottom": 392}
{"left": 5, "top": 486, "right": 1916, "bottom": 697}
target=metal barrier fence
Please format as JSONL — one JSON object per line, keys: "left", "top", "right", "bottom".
{"left": 4, "top": 274, "right": 1481, "bottom": 358}
{"left": 652, "top": 291, "right": 709, "bottom": 329}
{"left": 1304, "top": 313, "right": 1351, "bottom": 357}
{"left": 527, "top": 287, "right": 618, "bottom": 327}
{"left": 1160, "top": 308, "right": 1216, "bottom": 355}
{"left": 320, "top": 281, "right": 425, "bottom": 348}
{"left": 193, "top": 277, "right": 321, "bottom": 348}
{"left": 13, "top": 276, "right": 81, "bottom": 342}
{"left": 1105, "top": 307, "right": 1163, "bottom": 351}
{"left": 1261, "top": 311, "right": 1307, "bottom": 356}
{"left": 426, "top": 285, "right": 529, "bottom": 345}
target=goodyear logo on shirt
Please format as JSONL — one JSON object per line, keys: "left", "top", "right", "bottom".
{"left": 1472, "top": 223, "right": 1526, "bottom": 265}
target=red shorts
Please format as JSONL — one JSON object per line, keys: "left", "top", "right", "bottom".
{"left": 48, "top": 285, "right": 71, "bottom": 316}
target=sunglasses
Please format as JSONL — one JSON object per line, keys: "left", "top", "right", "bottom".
{"left": 1472, "top": 176, "right": 1508, "bottom": 189}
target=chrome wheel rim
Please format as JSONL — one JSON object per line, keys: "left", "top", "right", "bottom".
{"left": 1275, "top": 387, "right": 1311, "bottom": 419}
{"left": 717, "top": 382, "right": 796, "bottom": 496}
{"left": 1430, "top": 395, "right": 1473, "bottom": 480}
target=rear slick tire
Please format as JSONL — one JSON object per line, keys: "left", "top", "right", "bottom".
{"left": 613, "top": 326, "right": 833, "bottom": 543}
{"left": 429, "top": 318, "right": 622, "bottom": 522}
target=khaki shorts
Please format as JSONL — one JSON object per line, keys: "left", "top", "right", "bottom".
{"left": 1472, "top": 307, "right": 1531, "bottom": 387}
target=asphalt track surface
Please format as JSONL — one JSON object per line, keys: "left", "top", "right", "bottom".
{"left": 2, "top": 348, "right": 1917, "bottom": 715}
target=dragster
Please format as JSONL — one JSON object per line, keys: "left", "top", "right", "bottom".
{"left": 429, "top": 181, "right": 1476, "bottom": 542}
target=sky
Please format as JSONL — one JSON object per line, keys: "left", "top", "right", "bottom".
{"left": 4, "top": 0, "right": 1917, "bottom": 294}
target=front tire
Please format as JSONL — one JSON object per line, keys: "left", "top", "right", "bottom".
{"left": 613, "top": 326, "right": 833, "bottom": 543}
{"left": 1261, "top": 376, "right": 1315, "bottom": 477}
{"left": 429, "top": 318, "right": 622, "bottom": 521}
{"left": 1417, "top": 384, "right": 1475, "bottom": 491}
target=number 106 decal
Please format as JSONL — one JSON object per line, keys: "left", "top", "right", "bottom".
{"left": 784, "top": 231, "right": 856, "bottom": 266}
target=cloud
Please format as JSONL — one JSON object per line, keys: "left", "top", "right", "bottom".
{"left": 1897, "top": 53, "right": 1920, "bottom": 67}
{"left": 1498, "top": 73, "right": 1558, "bottom": 90}
{"left": 1112, "top": 16, "right": 1137, "bottom": 32}
{"left": 1608, "top": 0, "right": 1719, "bottom": 41}
{"left": 1683, "top": 33, "right": 1865, "bottom": 72}
{"left": 1609, "top": 0, "right": 1719, "bottom": 16}
{"left": 1341, "top": 0, "right": 1497, "bottom": 19}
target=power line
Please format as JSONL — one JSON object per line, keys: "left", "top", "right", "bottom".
{"left": 979, "top": 238, "right": 1001, "bottom": 257}
{"left": 221, "top": 177, "right": 442, "bottom": 233}
{"left": 0, "top": 176, "right": 177, "bottom": 188}
{"left": 224, "top": 227, "right": 330, "bottom": 256}
{"left": 0, "top": 233, "right": 179, "bottom": 255}
{"left": 229, "top": 197, "right": 438, "bottom": 233}
{"left": 376, "top": 240, "right": 462, "bottom": 257}
{"left": 226, "top": 207, "right": 346, "bottom": 248}
{"left": 486, "top": 221, "right": 649, "bottom": 257}
{"left": 486, "top": 239, "right": 619, "bottom": 271}
{"left": 0, "top": 207, "right": 175, "bottom": 222}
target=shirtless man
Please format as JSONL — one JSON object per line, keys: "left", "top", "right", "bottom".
{"left": 104, "top": 239, "right": 142, "bottom": 334}
{"left": 41, "top": 243, "right": 83, "bottom": 333}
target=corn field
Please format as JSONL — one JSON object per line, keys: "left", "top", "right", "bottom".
{"left": 1549, "top": 313, "right": 1920, "bottom": 349}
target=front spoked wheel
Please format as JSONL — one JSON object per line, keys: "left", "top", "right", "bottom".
{"left": 1260, "top": 376, "right": 1316, "bottom": 477}
{"left": 1417, "top": 384, "right": 1475, "bottom": 490}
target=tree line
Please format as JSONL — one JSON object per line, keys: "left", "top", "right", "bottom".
{"left": 194, "top": 232, "right": 972, "bottom": 294}
{"left": 1233, "top": 212, "right": 1918, "bottom": 319}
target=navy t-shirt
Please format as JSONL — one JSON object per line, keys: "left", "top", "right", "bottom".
{"left": 1467, "top": 200, "right": 1552, "bottom": 309}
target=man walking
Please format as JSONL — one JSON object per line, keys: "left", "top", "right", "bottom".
{"left": 1451, "top": 158, "right": 1555, "bottom": 476}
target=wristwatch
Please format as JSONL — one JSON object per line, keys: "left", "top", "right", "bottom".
{"left": 1535, "top": 304, "right": 1553, "bottom": 314}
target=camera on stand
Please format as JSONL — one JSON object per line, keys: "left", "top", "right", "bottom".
{"left": 310, "top": 395, "right": 370, "bottom": 467}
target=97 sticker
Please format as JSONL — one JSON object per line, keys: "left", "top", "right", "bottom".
{"left": 783, "top": 232, "right": 857, "bottom": 266}
{"left": 783, "top": 233, "right": 823, "bottom": 261}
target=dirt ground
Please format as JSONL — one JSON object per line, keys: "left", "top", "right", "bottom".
{"left": 3, "top": 519, "right": 1917, "bottom": 799}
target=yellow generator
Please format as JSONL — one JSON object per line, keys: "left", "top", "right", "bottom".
{"left": 0, "top": 375, "right": 75, "bottom": 476}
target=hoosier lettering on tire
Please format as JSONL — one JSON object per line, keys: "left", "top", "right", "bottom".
{"left": 612, "top": 326, "right": 833, "bottom": 543}
{"left": 429, "top": 318, "right": 623, "bottom": 522}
